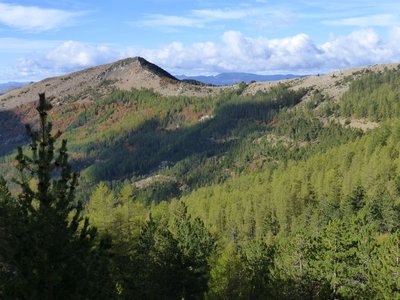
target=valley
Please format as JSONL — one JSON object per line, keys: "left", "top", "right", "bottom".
{"left": 1, "top": 57, "right": 400, "bottom": 299}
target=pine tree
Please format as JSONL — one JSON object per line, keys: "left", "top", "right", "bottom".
{"left": 348, "top": 184, "right": 366, "bottom": 212}
{"left": 0, "top": 93, "right": 115, "bottom": 299}
{"left": 310, "top": 218, "right": 366, "bottom": 299}
{"left": 129, "top": 214, "right": 183, "bottom": 299}
{"left": 175, "top": 202, "right": 216, "bottom": 299}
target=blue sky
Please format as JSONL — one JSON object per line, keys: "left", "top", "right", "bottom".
{"left": 1, "top": 0, "right": 400, "bottom": 82}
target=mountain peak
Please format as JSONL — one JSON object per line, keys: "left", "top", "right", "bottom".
{"left": 0, "top": 57, "right": 224, "bottom": 110}
{"left": 97, "top": 57, "right": 177, "bottom": 82}
{"left": 134, "top": 57, "right": 178, "bottom": 81}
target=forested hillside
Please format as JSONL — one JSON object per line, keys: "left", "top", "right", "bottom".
{"left": 1, "top": 65, "right": 400, "bottom": 299}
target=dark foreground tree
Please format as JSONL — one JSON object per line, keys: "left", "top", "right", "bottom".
{"left": 0, "top": 93, "right": 115, "bottom": 299}
{"left": 114, "top": 205, "right": 215, "bottom": 299}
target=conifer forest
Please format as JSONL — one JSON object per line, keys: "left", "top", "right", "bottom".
{"left": 1, "top": 67, "right": 400, "bottom": 299}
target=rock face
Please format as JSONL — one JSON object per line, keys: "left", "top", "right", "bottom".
{"left": 0, "top": 57, "right": 222, "bottom": 111}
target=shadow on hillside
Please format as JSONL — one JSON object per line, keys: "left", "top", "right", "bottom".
{"left": 0, "top": 110, "right": 29, "bottom": 157}
{"left": 80, "top": 100, "right": 298, "bottom": 182}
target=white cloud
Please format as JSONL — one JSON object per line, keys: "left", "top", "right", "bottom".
{"left": 134, "top": 6, "right": 293, "bottom": 29}
{"left": 44, "top": 41, "right": 118, "bottom": 69}
{"left": 320, "top": 29, "right": 397, "bottom": 68}
{"left": 133, "top": 8, "right": 258, "bottom": 29}
{"left": 192, "top": 8, "right": 254, "bottom": 20}
{"left": 0, "top": 2, "right": 83, "bottom": 31}
{"left": 8, "top": 28, "right": 400, "bottom": 82}
{"left": 13, "top": 41, "right": 119, "bottom": 80}
{"left": 323, "top": 14, "right": 399, "bottom": 27}
{"left": 134, "top": 14, "right": 203, "bottom": 28}
{"left": 138, "top": 28, "right": 400, "bottom": 74}
{"left": 389, "top": 26, "right": 400, "bottom": 42}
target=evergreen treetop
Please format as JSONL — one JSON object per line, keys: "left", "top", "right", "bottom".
{"left": 1, "top": 93, "right": 114, "bottom": 299}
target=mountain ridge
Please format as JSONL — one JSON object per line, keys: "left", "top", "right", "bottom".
{"left": 0, "top": 56, "right": 227, "bottom": 111}
{"left": 1, "top": 57, "right": 399, "bottom": 113}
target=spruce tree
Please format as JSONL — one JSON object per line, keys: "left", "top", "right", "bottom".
{"left": 1, "top": 93, "right": 115, "bottom": 299}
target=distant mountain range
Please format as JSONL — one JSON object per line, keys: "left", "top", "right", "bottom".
{"left": 0, "top": 82, "right": 30, "bottom": 95}
{"left": 176, "top": 73, "right": 304, "bottom": 86}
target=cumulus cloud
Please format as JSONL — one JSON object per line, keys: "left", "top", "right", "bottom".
{"left": 0, "top": 2, "right": 83, "bottom": 31}
{"left": 44, "top": 41, "right": 118, "bottom": 69}
{"left": 137, "top": 29, "right": 400, "bottom": 74}
{"left": 13, "top": 41, "right": 119, "bottom": 80}
{"left": 320, "top": 30, "right": 391, "bottom": 67}
{"left": 9, "top": 28, "right": 400, "bottom": 81}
